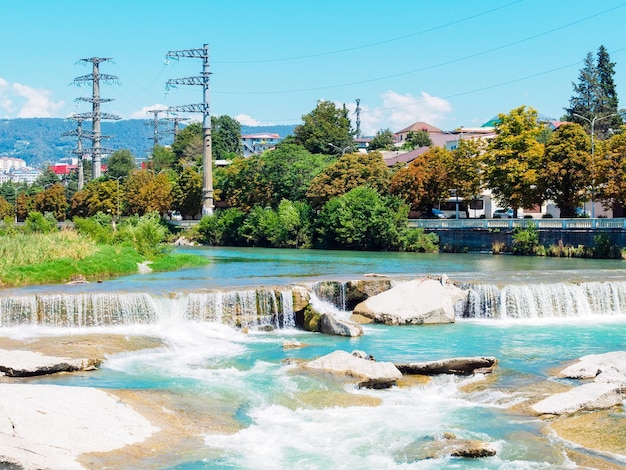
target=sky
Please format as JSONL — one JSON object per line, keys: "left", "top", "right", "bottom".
{"left": 1, "top": 0, "right": 625, "bottom": 137}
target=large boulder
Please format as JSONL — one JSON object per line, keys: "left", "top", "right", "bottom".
{"left": 531, "top": 382, "right": 623, "bottom": 415}
{"left": 303, "top": 350, "right": 402, "bottom": 389}
{"left": 395, "top": 357, "right": 498, "bottom": 376}
{"left": 319, "top": 313, "right": 363, "bottom": 337}
{"left": 0, "top": 349, "right": 100, "bottom": 377}
{"left": 352, "top": 278, "right": 466, "bottom": 325}
{"left": 345, "top": 279, "right": 393, "bottom": 309}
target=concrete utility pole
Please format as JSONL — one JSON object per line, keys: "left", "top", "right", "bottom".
{"left": 165, "top": 44, "right": 213, "bottom": 215}
{"left": 62, "top": 115, "right": 93, "bottom": 190}
{"left": 355, "top": 98, "right": 361, "bottom": 137}
{"left": 73, "top": 57, "right": 121, "bottom": 179}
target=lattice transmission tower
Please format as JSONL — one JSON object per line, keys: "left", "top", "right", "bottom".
{"left": 72, "top": 57, "right": 121, "bottom": 179}
{"left": 165, "top": 44, "right": 213, "bottom": 215}
{"left": 62, "top": 115, "right": 93, "bottom": 190}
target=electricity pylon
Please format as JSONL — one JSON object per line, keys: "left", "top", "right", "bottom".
{"left": 165, "top": 44, "right": 213, "bottom": 215}
{"left": 73, "top": 57, "right": 121, "bottom": 179}
{"left": 62, "top": 115, "right": 94, "bottom": 190}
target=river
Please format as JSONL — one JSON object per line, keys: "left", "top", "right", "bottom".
{"left": 1, "top": 247, "right": 625, "bottom": 469}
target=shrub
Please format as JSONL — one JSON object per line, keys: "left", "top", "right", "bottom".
{"left": 512, "top": 225, "right": 540, "bottom": 255}
{"left": 24, "top": 211, "right": 56, "bottom": 234}
{"left": 593, "top": 234, "right": 623, "bottom": 259}
{"left": 397, "top": 227, "right": 439, "bottom": 253}
{"left": 117, "top": 212, "right": 168, "bottom": 257}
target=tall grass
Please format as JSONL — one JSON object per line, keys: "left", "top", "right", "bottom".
{"left": 0, "top": 230, "right": 96, "bottom": 269}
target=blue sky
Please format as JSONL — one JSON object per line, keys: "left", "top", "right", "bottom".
{"left": 1, "top": 0, "right": 625, "bottom": 136}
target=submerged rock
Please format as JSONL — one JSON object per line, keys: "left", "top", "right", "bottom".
{"left": 395, "top": 356, "right": 498, "bottom": 376}
{"left": 395, "top": 435, "right": 496, "bottom": 462}
{"left": 303, "top": 350, "right": 402, "bottom": 389}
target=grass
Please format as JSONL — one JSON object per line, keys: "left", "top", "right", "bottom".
{"left": 0, "top": 229, "right": 209, "bottom": 288}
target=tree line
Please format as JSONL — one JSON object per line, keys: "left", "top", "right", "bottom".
{"left": 0, "top": 45, "right": 624, "bottom": 252}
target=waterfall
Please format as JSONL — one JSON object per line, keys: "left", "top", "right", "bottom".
{"left": 457, "top": 281, "right": 626, "bottom": 319}
{"left": 0, "top": 288, "right": 297, "bottom": 329}
{"left": 312, "top": 281, "right": 347, "bottom": 310}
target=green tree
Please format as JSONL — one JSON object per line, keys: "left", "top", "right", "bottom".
{"left": 449, "top": 138, "right": 487, "bottom": 201}
{"left": 389, "top": 146, "right": 453, "bottom": 213}
{"left": 106, "top": 149, "right": 136, "bottom": 179}
{"left": 0, "top": 196, "right": 13, "bottom": 220}
{"left": 315, "top": 186, "right": 408, "bottom": 251}
{"left": 564, "top": 46, "right": 622, "bottom": 139}
{"left": 483, "top": 106, "right": 544, "bottom": 215}
{"left": 171, "top": 122, "right": 203, "bottom": 169}
{"left": 306, "top": 151, "right": 390, "bottom": 209}
{"left": 34, "top": 167, "right": 61, "bottom": 188}
{"left": 212, "top": 115, "right": 242, "bottom": 160}
{"left": 150, "top": 145, "right": 176, "bottom": 172}
{"left": 294, "top": 100, "right": 354, "bottom": 154}
{"left": 172, "top": 166, "right": 203, "bottom": 218}
{"left": 33, "top": 183, "right": 68, "bottom": 221}
{"left": 401, "top": 130, "right": 432, "bottom": 150}
{"left": 367, "top": 129, "right": 395, "bottom": 151}
{"left": 125, "top": 169, "right": 173, "bottom": 216}
{"left": 540, "top": 123, "right": 591, "bottom": 217}
{"left": 599, "top": 131, "right": 626, "bottom": 210}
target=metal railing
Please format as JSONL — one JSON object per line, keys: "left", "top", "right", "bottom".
{"left": 407, "top": 218, "right": 626, "bottom": 230}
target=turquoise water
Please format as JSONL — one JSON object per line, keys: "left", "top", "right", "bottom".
{"left": 3, "top": 248, "right": 626, "bottom": 468}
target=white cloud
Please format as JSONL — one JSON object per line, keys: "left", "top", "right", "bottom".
{"left": 0, "top": 80, "right": 65, "bottom": 118}
{"left": 338, "top": 91, "right": 452, "bottom": 137}
{"left": 235, "top": 113, "right": 266, "bottom": 126}
{"left": 129, "top": 104, "right": 169, "bottom": 119}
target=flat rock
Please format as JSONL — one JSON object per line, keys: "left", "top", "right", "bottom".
{"left": 531, "top": 382, "right": 623, "bottom": 415}
{"left": 0, "top": 349, "right": 100, "bottom": 377}
{"left": 559, "top": 350, "right": 626, "bottom": 387}
{"left": 395, "top": 356, "right": 498, "bottom": 376}
{"left": 304, "top": 350, "right": 402, "bottom": 389}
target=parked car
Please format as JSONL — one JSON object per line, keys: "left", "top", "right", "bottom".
{"left": 170, "top": 211, "right": 183, "bottom": 221}
{"left": 420, "top": 208, "right": 447, "bottom": 219}
{"left": 493, "top": 209, "right": 514, "bottom": 218}
{"left": 575, "top": 207, "right": 591, "bottom": 218}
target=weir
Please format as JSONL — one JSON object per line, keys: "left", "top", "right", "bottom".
{"left": 1, "top": 280, "right": 626, "bottom": 328}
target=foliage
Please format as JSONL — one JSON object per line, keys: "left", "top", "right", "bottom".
{"left": 117, "top": 212, "right": 169, "bottom": 258}
{"left": 125, "top": 169, "right": 173, "bottom": 216}
{"left": 449, "top": 138, "right": 488, "bottom": 200}
{"left": 396, "top": 228, "right": 439, "bottom": 253}
{"left": 511, "top": 225, "right": 541, "bottom": 255}
{"left": 389, "top": 146, "right": 453, "bottom": 212}
{"left": 540, "top": 123, "right": 591, "bottom": 217}
{"left": 483, "top": 106, "right": 544, "bottom": 214}
{"left": 599, "top": 131, "right": 626, "bottom": 209}
{"left": 239, "top": 200, "right": 313, "bottom": 248}
{"left": 69, "top": 179, "right": 121, "bottom": 218}
{"left": 217, "top": 144, "right": 330, "bottom": 210}
{"left": 0, "top": 196, "right": 13, "bottom": 220}
{"left": 73, "top": 213, "right": 115, "bottom": 244}
{"left": 212, "top": 115, "right": 242, "bottom": 160}
{"left": 367, "top": 129, "right": 395, "bottom": 151}
{"left": 33, "top": 183, "right": 68, "bottom": 221}
{"left": 171, "top": 166, "right": 202, "bottom": 218}
{"left": 34, "top": 167, "right": 62, "bottom": 188}
{"left": 401, "top": 130, "right": 432, "bottom": 150}
{"left": 150, "top": 145, "right": 176, "bottom": 172}
{"left": 24, "top": 211, "right": 56, "bottom": 234}
{"left": 294, "top": 100, "right": 354, "bottom": 154}
{"left": 315, "top": 186, "right": 408, "bottom": 250}
{"left": 564, "top": 46, "right": 622, "bottom": 139}
{"left": 593, "top": 233, "right": 623, "bottom": 259}
{"left": 194, "top": 208, "right": 247, "bottom": 246}
{"left": 105, "top": 149, "right": 137, "bottom": 179}
{"left": 171, "top": 122, "right": 203, "bottom": 169}
{"left": 306, "top": 151, "right": 390, "bottom": 209}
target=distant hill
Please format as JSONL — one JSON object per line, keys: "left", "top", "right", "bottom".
{"left": 0, "top": 118, "right": 297, "bottom": 168}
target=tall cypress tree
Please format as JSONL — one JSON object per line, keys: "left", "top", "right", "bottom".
{"left": 564, "top": 46, "right": 622, "bottom": 139}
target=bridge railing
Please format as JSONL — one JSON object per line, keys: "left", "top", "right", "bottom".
{"left": 407, "top": 218, "right": 626, "bottom": 230}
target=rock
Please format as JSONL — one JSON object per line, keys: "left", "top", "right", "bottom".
{"left": 395, "top": 357, "right": 498, "bottom": 376}
{"left": 352, "top": 278, "right": 466, "bottom": 325}
{"left": 531, "top": 382, "right": 623, "bottom": 415}
{"left": 291, "top": 286, "right": 310, "bottom": 313}
{"left": 345, "top": 279, "right": 393, "bottom": 308}
{"left": 396, "top": 437, "right": 496, "bottom": 462}
{"left": 67, "top": 274, "right": 88, "bottom": 284}
{"left": 319, "top": 313, "right": 363, "bottom": 337}
{"left": 0, "top": 349, "right": 101, "bottom": 377}
{"left": 304, "top": 350, "right": 402, "bottom": 389}
{"left": 559, "top": 351, "right": 626, "bottom": 387}
{"left": 448, "top": 440, "right": 497, "bottom": 458}
{"left": 282, "top": 340, "right": 307, "bottom": 350}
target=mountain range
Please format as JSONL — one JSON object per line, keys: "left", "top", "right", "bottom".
{"left": 0, "top": 118, "right": 297, "bottom": 168}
